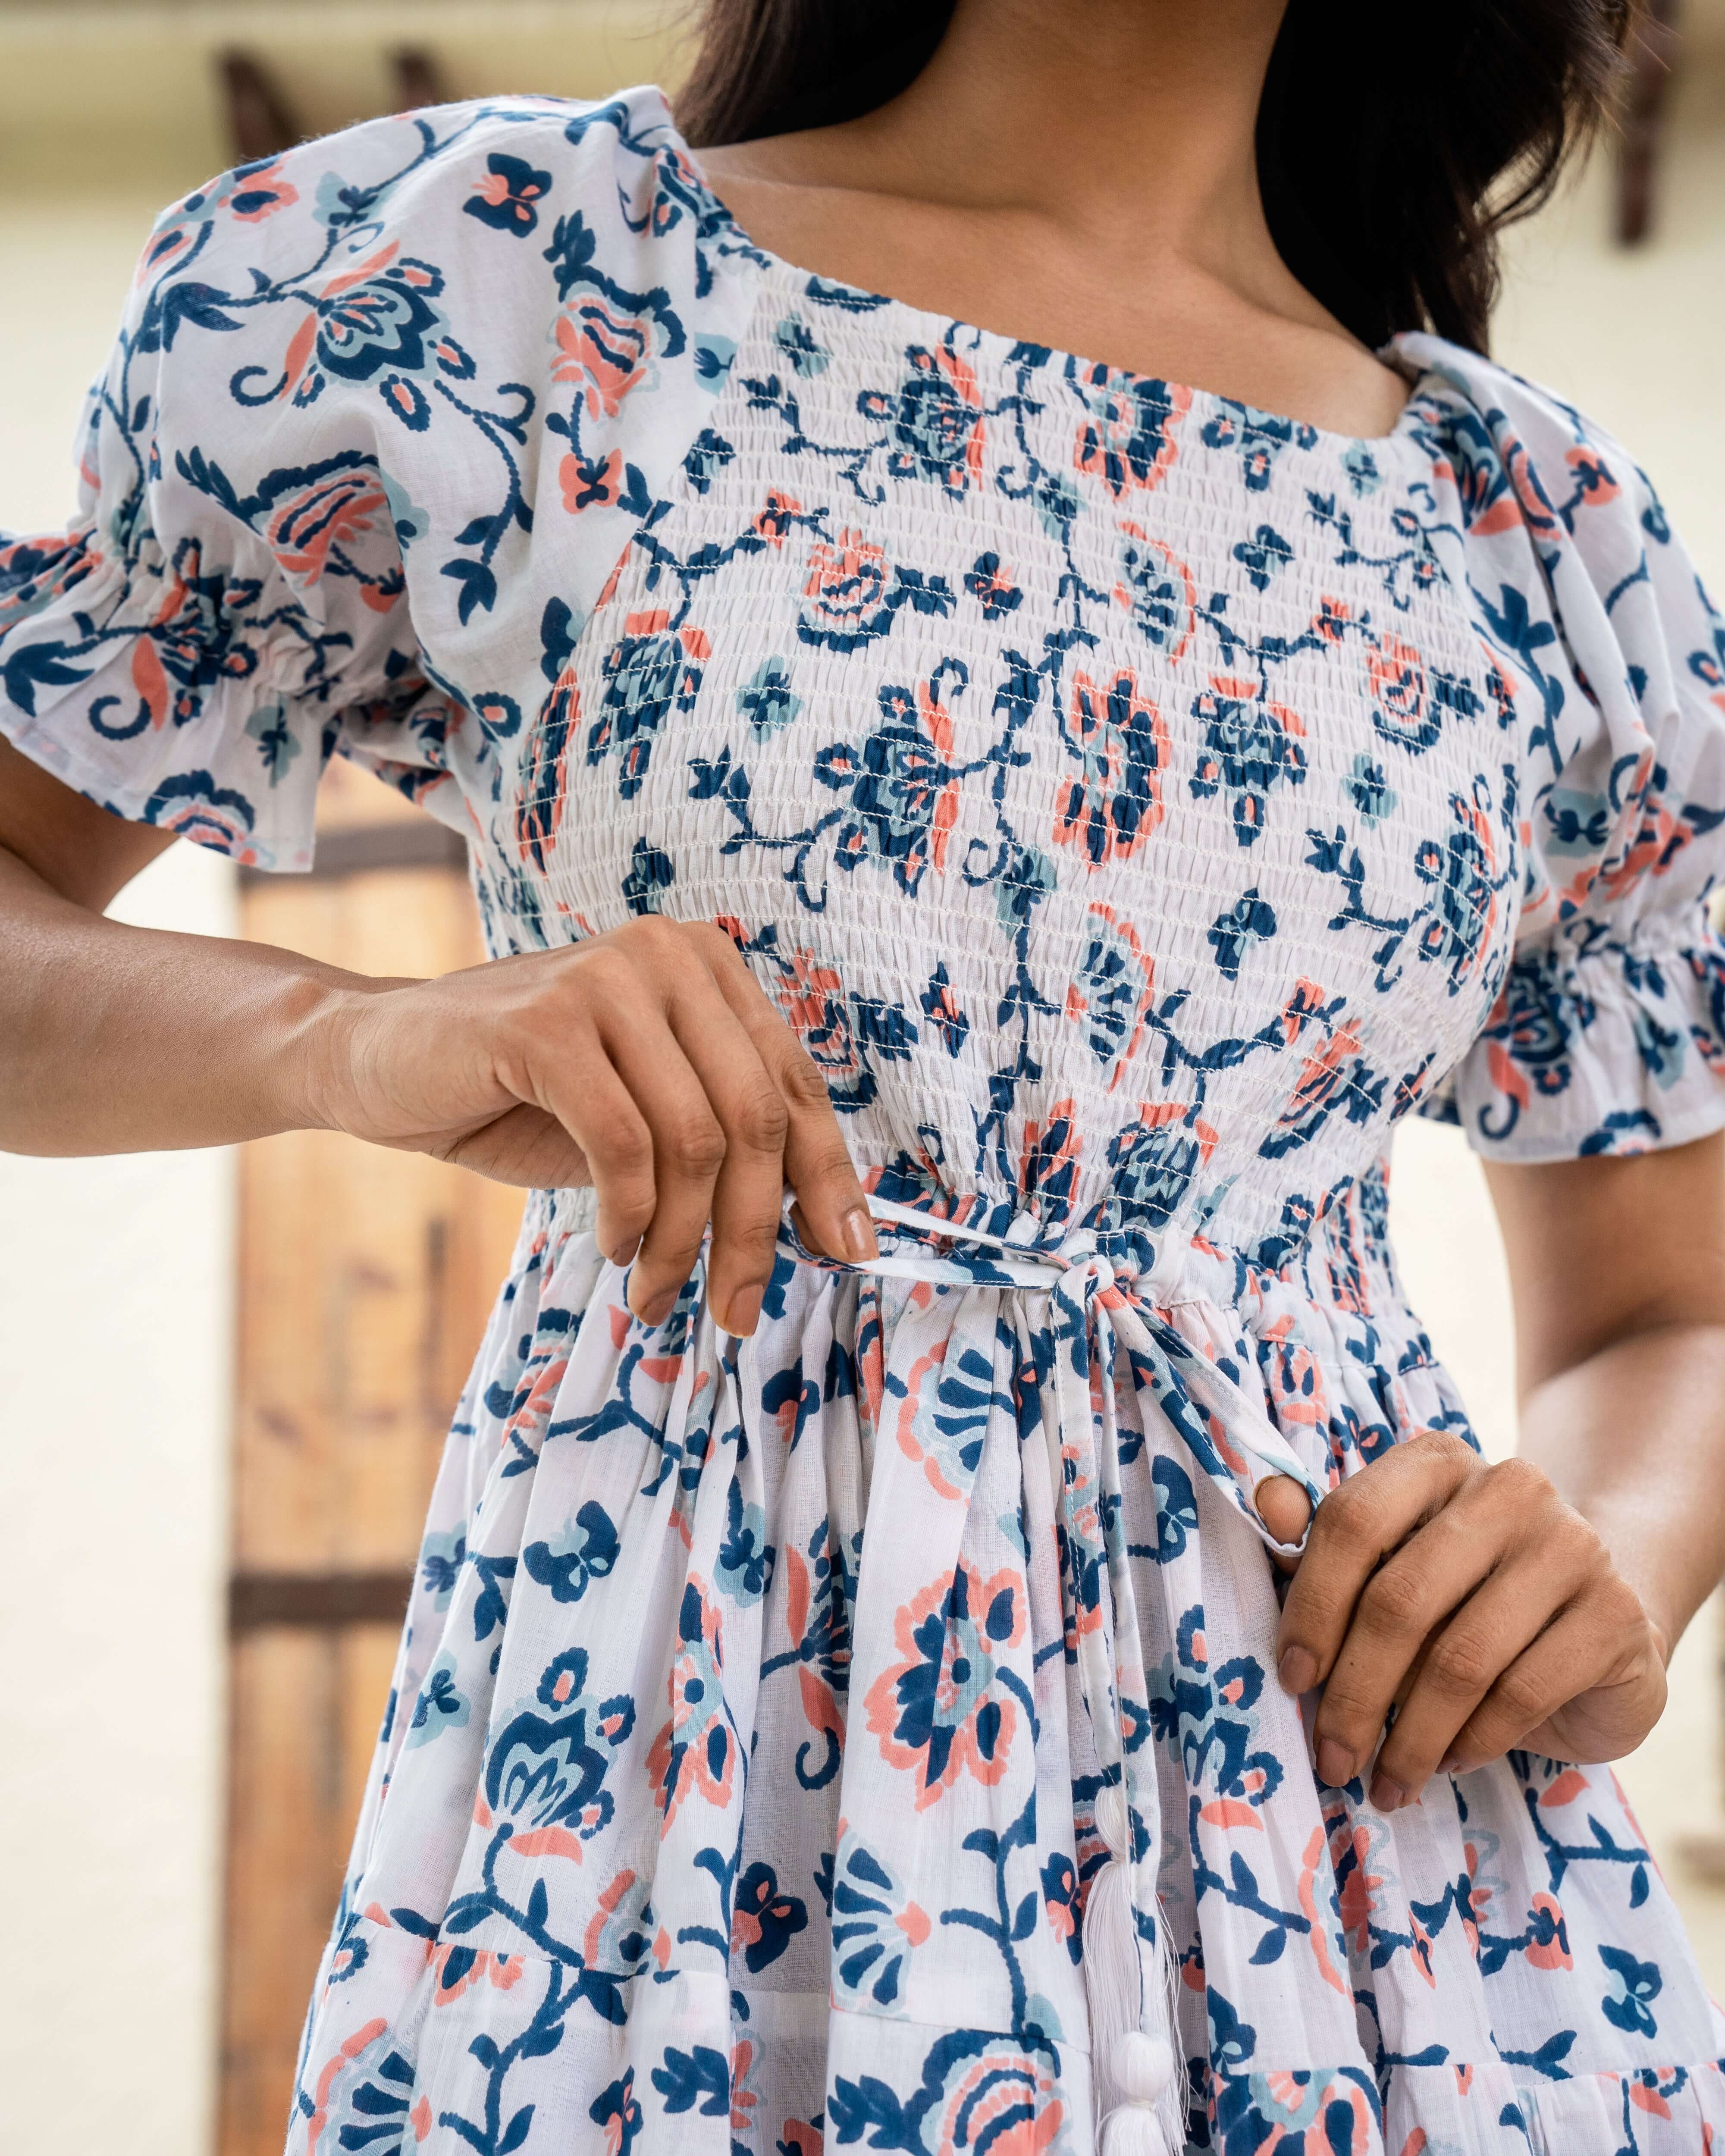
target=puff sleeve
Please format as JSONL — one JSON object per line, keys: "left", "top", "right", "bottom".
{"left": 0, "top": 88, "right": 750, "bottom": 871}
{"left": 1399, "top": 334, "right": 1725, "bottom": 1160}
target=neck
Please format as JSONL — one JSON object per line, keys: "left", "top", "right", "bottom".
{"left": 855, "top": 0, "right": 1289, "bottom": 274}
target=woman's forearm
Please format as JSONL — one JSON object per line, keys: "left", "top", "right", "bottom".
{"left": 1514, "top": 1319, "right": 1725, "bottom": 1664}
{"left": 0, "top": 839, "right": 372, "bottom": 1155}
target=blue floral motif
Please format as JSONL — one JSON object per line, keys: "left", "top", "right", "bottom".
{"left": 862, "top": 340, "right": 984, "bottom": 495}
{"left": 589, "top": 2070, "right": 643, "bottom": 2155}
{"left": 1072, "top": 362, "right": 1186, "bottom": 496}
{"left": 963, "top": 549, "right": 1022, "bottom": 620}
{"left": 587, "top": 622, "right": 704, "bottom": 797}
{"left": 485, "top": 1645, "right": 635, "bottom": 1836}
{"left": 464, "top": 152, "right": 553, "bottom": 235}
{"left": 815, "top": 676, "right": 963, "bottom": 896}
{"left": 830, "top": 1831, "right": 927, "bottom": 2012}
{"left": 1201, "top": 397, "right": 1319, "bottom": 490}
{"left": 1114, "top": 526, "right": 1192, "bottom": 651}
{"left": 1413, "top": 786, "right": 1505, "bottom": 995}
{"left": 1206, "top": 887, "right": 1277, "bottom": 981}
{"left": 407, "top": 1650, "right": 470, "bottom": 1748}
{"left": 1232, "top": 523, "right": 1294, "bottom": 592}
{"left": 1189, "top": 683, "right": 1307, "bottom": 846}
{"left": 1600, "top": 1944, "right": 1663, "bottom": 2037}
{"left": 731, "top": 1859, "right": 808, "bottom": 1973}
{"left": 521, "top": 1500, "right": 621, "bottom": 1604}
{"left": 773, "top": 312, "right": 830, "bottom": 377}
{"left": 1345, "top": 752, "right": 1398, "bottom": 825}
{"left": 715, "top": 1476, "right": 775, "bottom": 1604}
{"left": 735, "top": 653, "right": 801, "bottom": 736}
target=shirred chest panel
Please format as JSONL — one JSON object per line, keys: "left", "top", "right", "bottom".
{"left": 476, "top": 265, "right": 1524, "bottom": 1253}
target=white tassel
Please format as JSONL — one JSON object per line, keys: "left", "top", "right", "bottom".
{"left": 1084, "top": 1783, "right": 1186, "bottom": 2156}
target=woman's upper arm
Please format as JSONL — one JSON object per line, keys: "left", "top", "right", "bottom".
{"left": 0, "top": 733, "right": 175, "bottom": 913}
{"left": 1484, "top": 1135, "right": 1725, "bottom": 1394}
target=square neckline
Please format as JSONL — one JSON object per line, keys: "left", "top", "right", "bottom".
{"left": 673, "top": 122, "right": 1428, "bottom": 454}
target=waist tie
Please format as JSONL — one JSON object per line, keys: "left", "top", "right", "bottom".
{"left": 780, "top": 1193, "right": 1325, "bottom": 2156}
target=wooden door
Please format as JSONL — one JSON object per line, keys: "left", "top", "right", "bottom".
{"left": 218, "top": 761, "right": 526, "bottom": 2156}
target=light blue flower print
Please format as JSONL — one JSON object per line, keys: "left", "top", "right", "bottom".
{"left": 773, "top": 313, "right": 831, "bottom": 376}
{"left": 407, "top": 1650, "right": 470, "bottom": 1748}
{"left": 737, "top": 655, "right": 802, "bottom": 736}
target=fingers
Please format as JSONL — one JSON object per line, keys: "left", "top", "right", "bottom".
{"left": 532, "top": 1018, "right": 659, "bottom": 1267}
{"left": 1276, "top": 1432, "right": 1480, "bottom": 1709}
{"left": 436, "top": 1102, "right": 591, "bottom": 1189}
{"left": 1255, "top": 1475, "right": 1312, "bottom": 1553}
{"left": 1446, "top": 1576, "right": 1665, "bottom": 1774}
{"left": 461, "top": 915, "right": 865, "bottom": 1338}
{"left": 657, "top": 949, "right": 801, "bottom": 1336}
{"left": 1308, "top": 1460, "right": 1566, "bottom": 1790}
{"left": 583, "top": 918, "right": 865, "bottom": 1336}
{"left": 688, "top": 923, "right": 876, "bottom": 1269}
{"left": 1364, "top": 1510, "right": 1604, "bottom": 1805}
{"left": 600, "top": 1002, "right": 735, "bottom": 1327}
{"left": 1278, "top": 1446, "right": 1645, "bottom": 1810}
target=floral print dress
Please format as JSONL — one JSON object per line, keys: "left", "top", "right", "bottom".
{"left": 7, "top": 85, "right": 1725, "bottom": 2156}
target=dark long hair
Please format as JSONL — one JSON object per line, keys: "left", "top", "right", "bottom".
{"left": 675, "top": 0, "right": 1634, "bottom": 354}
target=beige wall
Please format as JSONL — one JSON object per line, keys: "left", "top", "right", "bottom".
{"left": 0, "top": 188, "right": 239, "bottom": 2154}
{"left": 0, "top": 5, "right": 1722, "bottom": 2147}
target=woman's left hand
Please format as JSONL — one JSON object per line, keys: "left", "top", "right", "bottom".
{"left": 1266, "top": 1431, "right": 1670, "bottom": 1811}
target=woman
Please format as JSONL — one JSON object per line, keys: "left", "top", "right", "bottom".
{"left": 4, "top": 0, "right": 1724, "bottom": 2146}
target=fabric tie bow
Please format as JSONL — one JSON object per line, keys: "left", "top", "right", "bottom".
{"left": 781, "top": 1191, "right": 1324, "bottom": 2153}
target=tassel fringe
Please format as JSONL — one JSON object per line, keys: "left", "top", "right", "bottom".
{"left": 1084, "top": 1783, "right": 1187, "bottom": 2155}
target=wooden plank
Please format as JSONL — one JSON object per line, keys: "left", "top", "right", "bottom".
{"left": 1617, "top": 0, "right": 1681, "bottom": 246}
{"left": 223, "top": 776, "right": 529, "bottom": 2153}
{"left": 315, "top": 754, "right": 427, "bottom": 831}
{"left": 239, "top": 818, "right": 468, "bottom": 885}
{"left": 230, "top": 1570, "right": 416, "bottom": 1632}
{"left": 218, "top": 1623, "right": 401, "bottom": 2156}
{"left": 393, "top": 48, "right": 449, "bottom": 110}
{"left": 235, "top": 861, "right": 525, "bottom": 1573}
{"left": 219, "top": 50, "right": 302, "bottom": 164}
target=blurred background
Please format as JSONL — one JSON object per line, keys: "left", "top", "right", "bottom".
{"left": 2, "top": 2, "right": 1724, "bottom": 2150}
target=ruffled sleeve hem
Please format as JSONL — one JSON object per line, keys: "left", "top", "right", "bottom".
{"left": 1, "top": 519, "right": 355, "bottom": 872}
{"left": 1435, "top": 914, "right": 1725, "bottom": 1161}
{"left": 3, "top": 85, "right": 760, "bottom": 876}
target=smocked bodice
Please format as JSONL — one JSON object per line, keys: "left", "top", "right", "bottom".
{"left": 466, "top": 252, "right": 1519, "bottom": 1274}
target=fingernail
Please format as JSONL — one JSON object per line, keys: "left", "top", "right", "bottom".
{"left": 610, "top": 1235, "right": 640, "bottom": 1268}
{"left": 724, "top": 1283, "right": 763, "bottom": 1338}
{"left": 1315, "top": 1738, "right": 1353, "bottom": 1788}
{"left": 1369, "top": 1772, "right": 1407, "bottom": 1812}
{"left": 841, "top": 1205, "right": 877, "bottom": 1264}
{"left": 1278, "top": 1647, "right": 1317, "bottom": 1696}
{"left": 1438, "top": 1752, "right": 1462, "bottom": 1776}
{"left": 632, "top": 1291, "right": 674, "bottom": 1329}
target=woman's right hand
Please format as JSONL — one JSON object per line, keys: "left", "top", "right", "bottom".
{"left": 315, "top": 915, "right": 877, "bottom": 1336}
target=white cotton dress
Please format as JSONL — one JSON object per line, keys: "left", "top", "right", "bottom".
{"left": 6, "top": 85, "right": 1725, "bottom": 2156}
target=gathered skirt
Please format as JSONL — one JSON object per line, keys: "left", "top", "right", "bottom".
{"left": 288, "top": 1189, "right": 1725, "bottom": 2155}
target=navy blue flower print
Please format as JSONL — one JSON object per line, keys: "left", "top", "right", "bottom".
{"left": 586, "top": 614, "right": 706, "bottom": 797}
{"left": 1201, "top": 398, "right": 1319, "bottom": 490}
{"left": 1207, "top": 887, "right": 1278, "bottom": 980}
{"left": 863, "top": 341, "right": 985, "bottom": 495}
{"left": 464, "top": 152, "right": 553, "bottom": 234}
{"left": 735, "top": 653, "right": 800, "bottom": 736}
{"left": 1189, "top": 679, "right": 1308, "bottom": 846}
{"left": 1232, "top": 523, "right": 1294, "bottom": 592}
